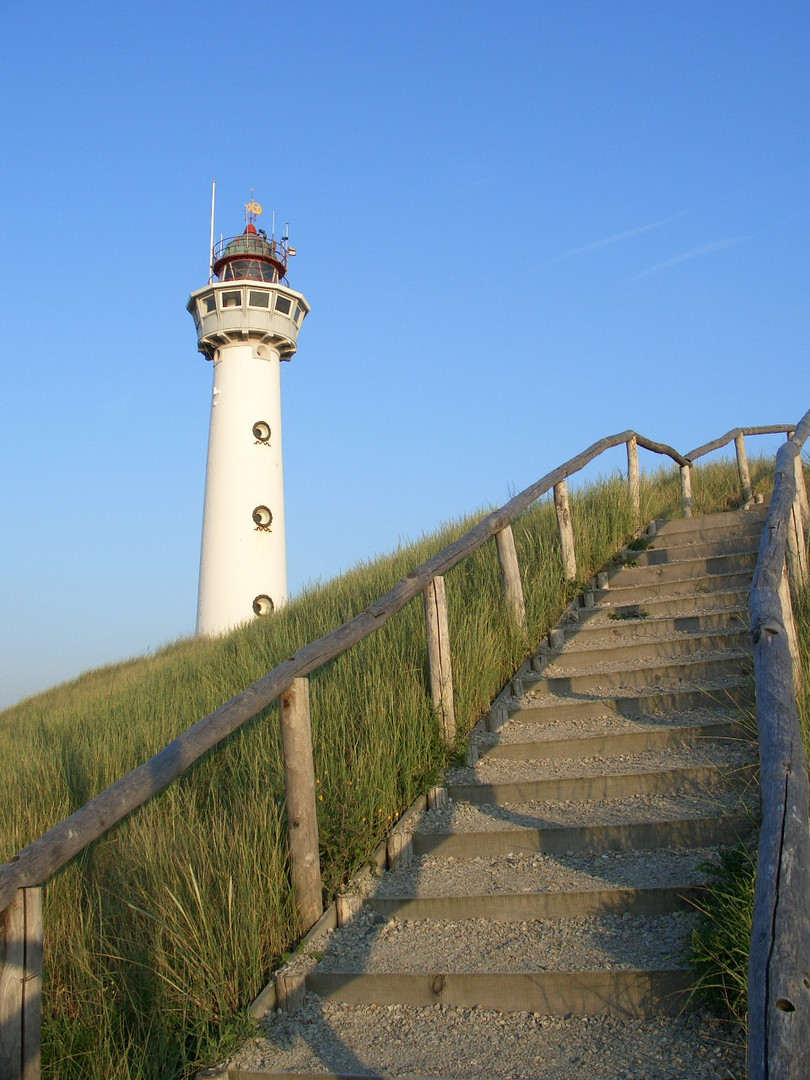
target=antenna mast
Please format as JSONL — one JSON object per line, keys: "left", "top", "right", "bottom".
{"left": 209, "top": 180, "right": 217, "bottom": 283}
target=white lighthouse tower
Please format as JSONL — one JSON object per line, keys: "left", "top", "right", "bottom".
{"left": 187, "top": 199, "right": 309, "bottom": 635}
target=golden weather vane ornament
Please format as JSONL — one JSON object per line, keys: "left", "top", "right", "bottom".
{"left": 245, "top": 189, "right": 262, "bottom": 227}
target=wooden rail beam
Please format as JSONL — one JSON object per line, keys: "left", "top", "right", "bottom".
{"left": 748, "top": 407, "right": 810, "bottom": 1079}
{"left": 424, "top": 576, "right": 456, "bottom": 745}
{"left": 279, "top": 679, "right": 323, "bottom": 932}
{"left": 495, "top": 525, "right": 526, "bottom": 634}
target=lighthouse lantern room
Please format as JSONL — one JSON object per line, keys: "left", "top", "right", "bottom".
{"left": 187, "top": 196, "right": 310, "bottom": 636}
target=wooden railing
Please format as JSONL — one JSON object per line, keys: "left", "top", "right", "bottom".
{"left": 748, "top": 409, "right": 810, "bottom": 1080}
{"left": 0, "top": 421, "right": 799, "bottom": 1077}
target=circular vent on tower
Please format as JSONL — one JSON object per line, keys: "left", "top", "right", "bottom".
{"left": 253, "top": 594, "right": 274, "bottom": 616}
{"left": 252, "top": 505, "right": 273, "bottom": 528}
{"left": 253, "top": 421, "right": 271, "bottom": 443}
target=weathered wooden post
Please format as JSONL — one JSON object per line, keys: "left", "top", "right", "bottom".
{"left": 680, "top": 464, "right": 693, "bottom": 518}
{"left": 495, "top": 525, "right": 526, "bottom": 634}
{"left": 734, "top": 431, "right": 753, "bottom": 505}
{"left": 794, "top": 451, "right": 810, "bottom": 530}
{"left": 777, "top": 562, "right": 803, "bottom": 694}
{"left": 279, "top": 678, "right": 323, "bottom": 931}
{"left": 0, "top": 887, "right": 42, "bottom": 1080}
{"left": 787, "top": 499, "right": 808, "bottom": 594}
{"left": 423, "top": 576, "right": 456, "bottom": 744}
{"left": 626, "top": 436, "right": 640, "bottom": 522}
{"left": 553, "top": 480, "right": 577, "bottom": 580}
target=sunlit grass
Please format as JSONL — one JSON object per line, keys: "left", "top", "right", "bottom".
{"left": 0, "top": 454, "right": 776, "bottom": 1078}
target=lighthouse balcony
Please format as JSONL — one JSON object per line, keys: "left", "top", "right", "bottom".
{"left": 187, "top": 282, "right": 310, "bottom": 359}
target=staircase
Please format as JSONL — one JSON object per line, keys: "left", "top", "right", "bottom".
{"left": 226, "top": 506, "right": 764, "bottom": 1079}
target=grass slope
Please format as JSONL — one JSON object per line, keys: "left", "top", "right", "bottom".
{"left": 0, "top": 456, "right": 775, "bottom": 1078}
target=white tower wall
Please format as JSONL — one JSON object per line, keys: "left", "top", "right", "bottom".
{"left": 197, "top": 342, "right": 287, "bottom": 635}
{"left": 188, "top": 265, "right": 309, "bottom": 637}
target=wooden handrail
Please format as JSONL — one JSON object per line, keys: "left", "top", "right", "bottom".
{"left": 0, "top": 418, "right": 804, "bottom": 1079}
{"left": 686, "top": 424, "right": 793, "bottom": 462}
{"left": 748, "top": 408, "right": 810, "bottom": 1080}
{"left": 0, "top": 424, "right": 795, "bottom": 911}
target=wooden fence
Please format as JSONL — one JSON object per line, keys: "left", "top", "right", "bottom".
{"left": 748, "top": 410, "right": 810, "bottom": 1080}
{"left": 0, "top": 420, "right": 803, "bottom": 1078}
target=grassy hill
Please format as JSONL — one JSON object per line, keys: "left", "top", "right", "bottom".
{"left": 0, "top": 457, "right": 775, "bottom": 1078}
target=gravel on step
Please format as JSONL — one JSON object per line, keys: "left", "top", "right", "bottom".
{"left": 373, "top": 846, "right": 722, "bottom": 897}
{"left": 230, "top": 995, "right": 745, "bottom": 1079}
{"left": 480, "top": 707, "right": 747, "bottom": 745}
{"left": 447, "top": 741, "right": 756, "bottom": 785}
{"left": 415, "top": 790, "right": 757, "bottom": 833}
{"left": 522, "top": 673, "right": 749, "bottom": 705}
{"left": 314, "top": 908, "right": 695, "bottom": 974}
{"left": 533, "top": 647, "right": 749, "bottom": 681}
{"left": 555, "top": 625, "right": 746, "bottom": 654}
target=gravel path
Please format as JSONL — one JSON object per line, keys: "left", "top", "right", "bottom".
{"left": 231, "top": 998, "right": 746, "bottom": 1079}
{"left": 415, "top": 790, "right": 756, "bottom": 833}
{"left": 224, "top": 510, "right": 759, "bottom": 1079}
{"left": 447, "top": 741, "right": 755, "bottom": 785}
{"left": 373, "top": 848, "right": 721, "bottom": 897}
{"left": 481, "top": 707, "right": 746, "bottom": 744}
{"left": 315, "top": 909, "right": 696, "bottom": 974}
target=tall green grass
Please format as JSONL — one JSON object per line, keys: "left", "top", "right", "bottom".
{"left": 0, "top": 455, "right": 776, "bottom": 1078}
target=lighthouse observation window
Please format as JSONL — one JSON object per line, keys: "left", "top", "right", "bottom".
{"left": 248, "top": 291, "right": 270, "bottom": 308}
{"left": 274, "top": 294, "right": 292, "bottom": 315}
{"left": 294, "top": 304, "right": 304, "bottom": 325}
{"left": 222, "top": 291, "right": 242, "bottom": 309}
{"left": 202, "top": 295, "right": 217, "bottom": 314}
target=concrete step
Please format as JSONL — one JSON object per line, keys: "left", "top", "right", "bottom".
{"left": 373, "top": 845, "right": 722, "bottom": 901}
{"left": 608, "top": 552, "right": 755, "bottom": 588}
{"left": 510, "top": 680, "right": 752, "bottom": 724}
{"left": 592, "top": 571, "right": 751, "bottom": 606}
{"left": 413, "top": 809, "right": 754, "bottom": 859}
{"left": 307, "top": 968, "right": 692, "bottom": 1017}
{"left": 237, "top": 998, "right": 745, "bottom": 1078}
{"left": 619, "top": 539, "right": 760, "bottom": 568}
{"left": 581, "top": 590, "right": 747, "bottom": 621}
{"left": 545, "top": 627, "right": 748, "bottom": 672}
{"left": 652, "top": 507, "right": 768, "bottom": 537}
{"left": 365, "top": 884, "right": 703, "bottom": 922}
{"left": 562, "top": 609, "right": 746, "bottom": 647}
{"left": 448, "top": 763, "right": 753, "bottom": 807}
{"left": 526, "top": 650, "right": 751, "bottom": 695}
{"left": 482, "top": 718, "right": 745, "bottom": 760}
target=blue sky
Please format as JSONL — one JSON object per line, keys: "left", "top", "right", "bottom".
{"left": 1, "top": 1, "right": 807, "bottom": 709}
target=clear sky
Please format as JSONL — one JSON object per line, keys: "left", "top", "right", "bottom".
{"left": 1, "top": 1, "right": 807, "bottom": 709}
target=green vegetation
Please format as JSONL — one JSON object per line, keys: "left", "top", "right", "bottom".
{"left": 0, "top": 454, "right": 777, "bottom": 1078}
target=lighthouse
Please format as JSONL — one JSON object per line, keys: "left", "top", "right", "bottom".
{"left": 187, "top": 199, "right": 310, "bottom": 635}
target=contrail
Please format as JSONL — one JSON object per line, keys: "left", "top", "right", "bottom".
{"left": 634, "top": 236, "right": 748, "bottom": 279}
{"left": 561, "top": 213, "right": 687, "bottom": 258}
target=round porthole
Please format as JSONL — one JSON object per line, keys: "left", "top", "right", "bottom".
{"left": 253, "top": 594, "right": 274, "bottom": 616}
{"left": 252, "top": 505, "right": 273, "bottom": 527}
{"left": 253, "top": 421, "right": 271, "bottom": 442}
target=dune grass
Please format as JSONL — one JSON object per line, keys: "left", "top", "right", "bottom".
{"left": 0, "top": 454, "right": 777, "bottom": 1078}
